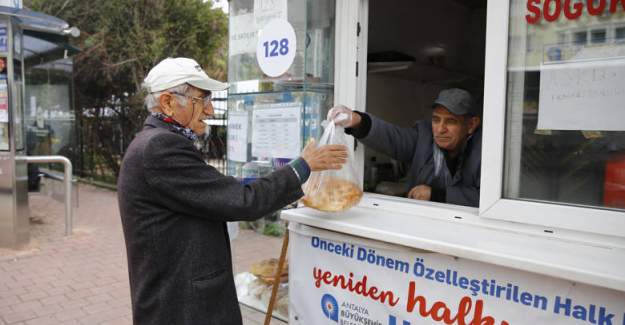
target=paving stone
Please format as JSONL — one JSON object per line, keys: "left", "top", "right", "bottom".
{"left": 24, "top": 316, "right": 57, "bottom": 325}
{"left": 0, "top": 306, "right": 12, "bottom": 316}
{"left": 81, "top": 301, "right": 110, "bottom": 315}
{"left": 0, "top": 295, "right": 20, "bottom": 308}
{"left": 2, "top": 311, "right": 37, "bottom": 324}
{"left": 39, "top": 294, "right": 68, "bottom": 306}
{"left": 64, "top": 289, "right": 92, "bottom": 301}
{"left": 10, "top": 301, "right": 43, "bottom": 314}
{"left": 32, "top": 303, "right": 63, "bottom": 318}
{"left": 67, "top": 282, "right": 92, "bottom": 292}
{"left": 77, "top": 306, "right": 129, "bottom": 325}
{"left": 100, "top": 317, "right": 132, "bottom": 325}
{"left": 53, "top": 307, "right": 87, "bottom": 322}
{"left": 59, "top": 298, "right": 90, "bottom": 310}
{"left": 85, "top": 293, "right": 111, "bottom": 305}
{"left": 18, "top": 291, "right": 47, "bottom": 303}
{"left": 0, "top": 184, "right": 288, "bottom": 324}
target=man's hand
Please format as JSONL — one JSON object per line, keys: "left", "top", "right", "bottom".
{"left": 407, "top": 185, "right": 432, "bottom": 201}
{"left": 327, "top": 105, "right": 361, "bottom": 128}
{"left": 301, "top": 139, "right": 348, "bottom": 172}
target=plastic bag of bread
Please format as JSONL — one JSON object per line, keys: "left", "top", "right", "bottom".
{"left": 302, "top": 120, "right": 363, "bottom": 212}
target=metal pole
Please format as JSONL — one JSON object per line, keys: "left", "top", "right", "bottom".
{"left": 15, "top": 155, "right": 73, "bottom": 235}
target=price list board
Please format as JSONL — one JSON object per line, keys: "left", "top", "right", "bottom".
{"left": 251, "top": 102, "right": 302, "bottom": 159}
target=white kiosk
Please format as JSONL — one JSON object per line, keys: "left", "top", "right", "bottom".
{"left": 227, "top": 0, "right": 625, "bottom": 323}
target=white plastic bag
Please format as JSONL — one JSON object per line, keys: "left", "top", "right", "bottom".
{"left": 302, "top": 120, "right": 363, "bottom": 212}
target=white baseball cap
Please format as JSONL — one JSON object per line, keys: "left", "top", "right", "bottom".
{"left": 143, "top": 57, "right": 229, "bottom": 93}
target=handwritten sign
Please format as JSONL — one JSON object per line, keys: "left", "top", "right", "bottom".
{"left": 254, "top": 0, "right": 287, "bottom": 28}
{"left": 227, "top": 112, "right": 249, "bottom": 162}
{"left": 538, "top": 59, "right": 625, "bottom": 131}
{"left": 229, "top": 14, "right": 256, "bottom": 56}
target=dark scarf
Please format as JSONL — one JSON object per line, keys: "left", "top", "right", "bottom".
{"left": 150, "top": 112, "right": 198, "bottom": 142}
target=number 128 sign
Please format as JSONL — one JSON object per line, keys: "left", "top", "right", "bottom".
{"left": 256, "top": 19, "right": 297, "bottom": 77}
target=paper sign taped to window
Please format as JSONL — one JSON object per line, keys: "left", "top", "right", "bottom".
{"left": 0, "top": 80, "right": 6, "bottom": 123}
{"left": 227, "top": 112, "right": 249, "bottom": 162}
{"left": 229, "top": 14, "right": 256, "bottom": 56}
{"left": 0, "top": 24, "right": 6, "bottom": 53}
{"left": 254, "top": 0, "right": 287, "bottom": 28}
{"left": 251, "top": 102, "right": 301, "bottom": 159}
{"left": 538, "top": 59, "right": 625, "bottom": 131}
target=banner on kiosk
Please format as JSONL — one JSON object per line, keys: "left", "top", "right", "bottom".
{"left": 288, "top": 225, "right": 625, "bottom": 325}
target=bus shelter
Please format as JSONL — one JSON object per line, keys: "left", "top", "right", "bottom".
{"left": 0, "top": 3, "right": 79, "bottom": 248}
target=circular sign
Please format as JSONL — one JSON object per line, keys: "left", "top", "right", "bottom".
{"left": 256, "top": 19, "right": 297, "bottom": 77}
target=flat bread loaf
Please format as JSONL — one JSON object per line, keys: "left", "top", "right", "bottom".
{"left": 250, "top": 258, "right": 288, "bottom": 284}
{"left": 302, "top": 177, "right": 363, "bottom": 212}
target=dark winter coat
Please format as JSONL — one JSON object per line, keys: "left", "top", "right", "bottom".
{"left": 357, "top": 113, "right": 481, "bottom": 207}
{"left": 117, "top": 116, "right": 303, "bottom": 324}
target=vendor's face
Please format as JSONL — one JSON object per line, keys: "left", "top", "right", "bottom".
{"left": 431, "top": 106, "right": 479, "bottom": 156}
{"left": 161, "top": 86, "right": 214, "bottom": 135}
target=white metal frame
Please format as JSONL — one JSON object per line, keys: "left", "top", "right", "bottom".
{"left": 333, "top": 0, "right": 625, "bottom": 240}
{"left": 615, "top": 24, "right": 625, "bottom": 42}
{"left": 479, "top": 0, "right": 625, "bottom": 238}
{"left": 333, "top": 0, "right": 368, "bottom": 185}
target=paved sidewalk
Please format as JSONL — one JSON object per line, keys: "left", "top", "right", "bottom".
{"left": 0, "top": 183, "right": 287, "bottom": 325}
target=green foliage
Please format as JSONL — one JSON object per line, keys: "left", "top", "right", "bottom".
{"left": 25, "top": 0, "right": 228, "bottom": 180}
{"left": 27, "top": 0, "right": 228, "bottom": 88}
{"left": 263, "top": 222, "right": 285, "bottom": 237}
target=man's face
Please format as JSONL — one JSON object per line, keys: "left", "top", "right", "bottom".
{"left": 167, "top": 87, "right": 214, "bottom": 135}
{"left": 431, "top": 106, "right": 479, "bottom": 156}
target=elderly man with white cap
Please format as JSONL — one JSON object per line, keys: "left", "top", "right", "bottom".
{"left": 117, "top": 57, "right": 347, "bottom": 325}
{"left": 328, "top": 88, "right": 481, "bottom": 207}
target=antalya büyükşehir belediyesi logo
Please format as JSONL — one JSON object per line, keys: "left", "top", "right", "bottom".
{"left": 321, "top": 293, "right": 339, "bottom": 322}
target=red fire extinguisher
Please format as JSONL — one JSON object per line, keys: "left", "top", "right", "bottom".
{"left": 604, "top": 154, "right": 625, "bottom": 209}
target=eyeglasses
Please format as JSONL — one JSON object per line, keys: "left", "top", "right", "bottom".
{"left": 170, "top": 91, "right": 212, "bottom": 107}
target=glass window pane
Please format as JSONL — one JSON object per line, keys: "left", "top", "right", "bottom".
{"left": 573, "top": 31, "right": 587, "bottom": 45}
{"left": 227, "top": 0, "right": 335, "bottom": 177}
{"left": 590, "top": 29, "right": 606, "bottom": 43}
{"left": 0, "top": 77, "right": 8, "bottom": 151}
{"left": 0, "top": 58, "right": 7, "bottom": 151}
{"left": 228, "top": 0, "right": 315, "bottom": 92}
{"left": 12, "top": 57, "right": 23, "bottom": 151}
{"left": 505, "top": 0, "right": 625, "bottom": 210}
{"left": 24, "top": 58, "right": 75, "bottom": 158}
{"left": 616, "top": 27, "right": 625, "bottom": 41}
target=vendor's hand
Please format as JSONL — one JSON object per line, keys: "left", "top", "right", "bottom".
{"left": 327, "top": 105, "right": 361, "bottom": 128}
{"left": 407, "top": 185, "right": 432, "bottom": 201}
{"left": 301, "top": 139, "right": 348, "bottom": 171}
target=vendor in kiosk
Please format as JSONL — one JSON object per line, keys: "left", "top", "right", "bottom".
{"left": 329, "top": 88, "right": 481, "bottom": 207}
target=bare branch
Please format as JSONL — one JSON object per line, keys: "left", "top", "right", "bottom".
{"left": 104, "top": 58, "right": 139, "bottom": 68}
{"left": 55, "top": 0, "right": 71, "bottom": 16}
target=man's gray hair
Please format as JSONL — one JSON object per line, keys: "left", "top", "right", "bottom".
{"left": 144, "top": 84, "right": 190, "bottom": 111}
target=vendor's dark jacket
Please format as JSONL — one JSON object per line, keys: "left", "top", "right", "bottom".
{"left": 349, "top": 112, "right": 481, "bottom": 207}
{"left": 117, "top": 116, "right": 304, "bottom": 325}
